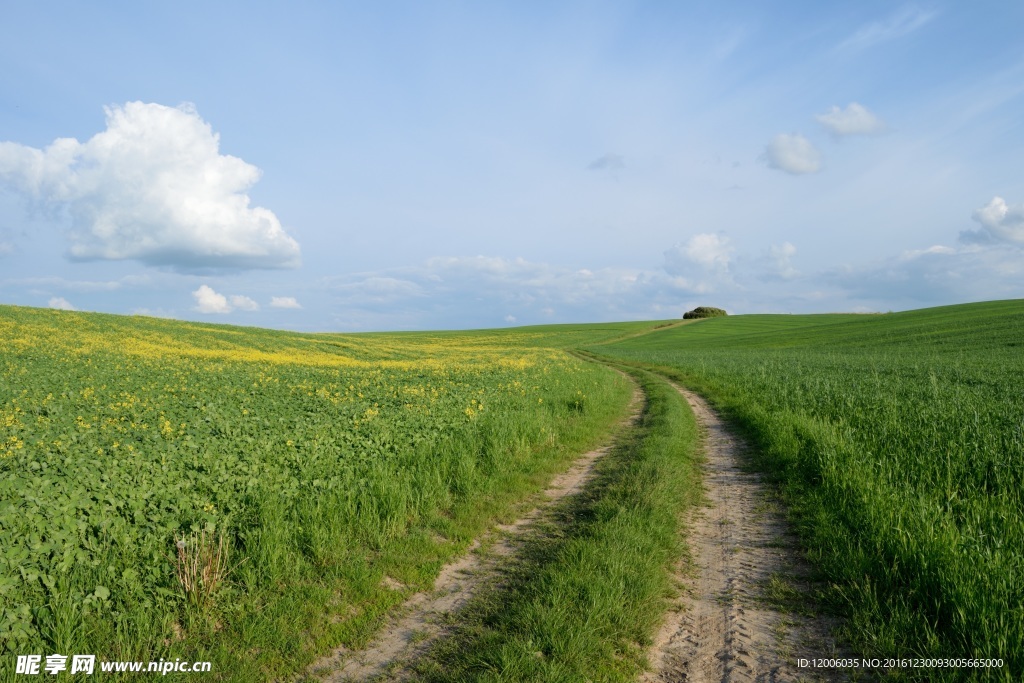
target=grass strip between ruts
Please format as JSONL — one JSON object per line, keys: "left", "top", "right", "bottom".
{"left": 412, "top": 365, "right": 701, "bottom": 682}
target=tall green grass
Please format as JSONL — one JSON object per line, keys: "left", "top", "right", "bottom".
{"left": 594, "top": 300, "right": 1024, "bottom": 681}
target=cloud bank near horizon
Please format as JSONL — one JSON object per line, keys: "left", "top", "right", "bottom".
{"left": 314, "top": 214, "right": 1022, "bottom": 330}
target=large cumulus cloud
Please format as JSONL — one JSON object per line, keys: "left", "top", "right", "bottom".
{"left": 0, "top": 102, "right": 300, "bottom": 271}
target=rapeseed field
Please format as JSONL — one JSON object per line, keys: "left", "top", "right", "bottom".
{"left": 0, "top": 306, "right": 634, "bottom": 679}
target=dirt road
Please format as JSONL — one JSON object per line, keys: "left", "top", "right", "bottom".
{"left": 642, "top": 385, "right": 845, "bottom": 683}
{"left": 309, "top": 376, "right": 844, "bottom": 682}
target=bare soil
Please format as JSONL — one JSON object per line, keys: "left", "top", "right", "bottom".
{"left": 642, "top": 386, "right": 846, "bottom": 683}
{"left": 309, "top": 385, "right": 643, "bottom": 682}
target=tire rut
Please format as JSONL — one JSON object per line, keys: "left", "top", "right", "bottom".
{"left": 308, "top": 383, "right": 644, "bottom": 682}
{"left": 643, "top": 385, "right": 846, "bottom": 683}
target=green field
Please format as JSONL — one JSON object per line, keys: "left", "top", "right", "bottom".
{"left": 0, "top": 306, "right": 648, "bottom": 679}
{"left": 593, "top": 300, "right": 1024, "bottom": 679}
{"left": 2, "top": 300, "right": 1021, "bottom": 681}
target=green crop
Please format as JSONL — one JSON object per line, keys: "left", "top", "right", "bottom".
{"left": 595, "top": 300, "right": 1024, "bottom": 681}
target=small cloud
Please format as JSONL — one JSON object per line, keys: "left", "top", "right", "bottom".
{"left": 816, "top": 103, "right": 887, "bottom": 137}
{"left": 504, "top": 314, "right": 517, "bottom": 323}
{"left": 837, "top": 7, "right": 936, "bottom": 52}
{"left": 191, "top": 285, "right": 262, "bottom": 313}
{"left": 761, "top": 134, "right": 822, "bottom": 175}
{"left": 663, "top": 234, "right": 737, "bottom": 297}
{"left": 587, "top": 154, "right": 625, "bottom": 171}
{"left": 960, "top": 197, "right": 1024, "bottom": 245}
{"left": 48, "top": 297, "right": 76, "bottom": 311}
{"left": 667, "top": 233, "right": 734, "bottom": 271}
{"left": 270, "top": 296, "right": 302, "bottom": 309}
{"left": 229, "top": 294, "right": 260, "bottom": 312}
{"left": 0, "top": 242, "right": 12, "bottom": 256}
{"left": 905, "top": 245, "right": 956, "bottom": 257}
{"left": 192, "top": 285, "right": 232, "bottom": 313}
{"left": 688, "top": 234, "right": 733, "bottom": 269}
{"left": 765, "top": 242, "right": 799, "bottom": 280}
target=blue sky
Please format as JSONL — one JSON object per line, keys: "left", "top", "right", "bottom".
{"left": 1, "top": 1, "right": 1022, "bottom": 330}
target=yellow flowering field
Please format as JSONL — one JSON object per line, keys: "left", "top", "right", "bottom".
{"left": 0, "top": 305, "right": 633, "bottom": 677}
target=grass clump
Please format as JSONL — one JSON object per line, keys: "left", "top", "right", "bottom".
{"left": 171, "top": 528, "right": 243, "bottom": 608}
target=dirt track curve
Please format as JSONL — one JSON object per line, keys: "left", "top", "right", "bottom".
{"left": 642, "top": 385, "right": 845, "bottom": 683}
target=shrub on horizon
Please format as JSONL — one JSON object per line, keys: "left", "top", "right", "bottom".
{"left": 682, "top": 306, "right": 728, "bottom": 319}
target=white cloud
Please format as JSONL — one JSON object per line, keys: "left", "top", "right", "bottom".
{"left": 686, "top": 233, "right": 733, "bottom": 269}
{"left": 816, "top": 103, "right": 887, "bottom": 137}
{"left": 190, "top": 286, "right": 262, "bottom": 313}
{"left": 229, "top": 295, "right": 260, "bottom": 312}
{"left": 765, "top": 242, "right": 799, "bottom": 280}
{"left": 961, "top": 196, "right": 1024, "bottom": 245}
{"left": 837, "top": 8, "right": 936, "bottom": 52}
{"left": 48, "top": 297, "right": 76, "bottom": 311}
{"left": 504, "top": 314, "right": 517, "bottom": 323}
{"left": 270, "top": 296, "right": 302, "bottom": 309}
{"left": 0, "top": 102, "right": 300, "bottom": 271}
{"left": 761, "top": 134, "right": 822, "bottom": 175}
{"left": 192, "top": 285, "right": 231, "bottom": 313}
{"left": 0, "top": 242, "right": 12, "bottom": 256}
{"left": 664, "top": 233, "right": 734, "bottom": 276}
{"left": 904, "top": 245, "right": 956, "bottom": 257}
